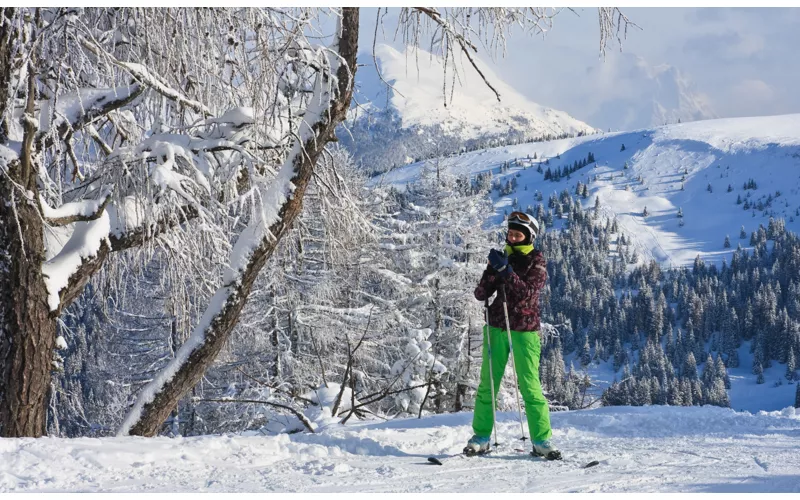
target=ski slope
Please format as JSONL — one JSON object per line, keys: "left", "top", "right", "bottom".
{"left": 3, "top": 405, "right": 800, "bottom": 493}
{"left": 376, "top": 113, "right": 800, "bottom": 268}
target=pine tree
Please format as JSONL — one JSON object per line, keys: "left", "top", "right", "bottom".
{"left": 613, "top": 338, "right": 626, "bottom": 371}
{"left": 684, "top": 352, "right": 698, "bottom": 380}
{"left": 682, "top": 379, "right": 694, "bottom": 406}
{"left": 740, "top": 225, "right": 747, "bottom": 239}
{"left": 715, "top": 354, "right": 731, "bottom": 389}
{"left": 702, "top": 353, "right": 716, "bottom": 385}
{"left": 754, "top": 361, "right": 764, "bottom": 384}
{"left": 786, "top": 349, "right": 797, "bottom": 381}
{"left": 724, "top": 235, "right": 731, "bottom": 248}
{"left": 580, "top": 337, "right": 592, "bottom": 367}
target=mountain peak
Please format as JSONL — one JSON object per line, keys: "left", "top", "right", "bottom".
{"left": 354, "top": 44, "right": 597, "bottom": 139}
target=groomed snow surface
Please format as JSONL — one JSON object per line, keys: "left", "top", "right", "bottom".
{"left": 3, "top": 405, "right": 800, "bottom": 493}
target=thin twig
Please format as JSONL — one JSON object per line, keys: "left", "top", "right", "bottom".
{"left": 195, "top": 398, "right": 315, "bottom": 433}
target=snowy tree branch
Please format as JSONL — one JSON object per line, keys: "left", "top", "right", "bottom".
{"left": 409, "top": 7, "right": 501, "bottom": 103}
{"left": 194, "top": 398, "right": 315, "bottom": 433}
{"left": 79, "top": 37, "right": 213, "bottom": 117}
{"left": 42, "top": 189, "right": 113, "bottom": 227}
{"left": 39, "top": 85, "right": 145, "bottom": 150}
{"left": 118, "top": 8, "right": 361, "bottom": 437}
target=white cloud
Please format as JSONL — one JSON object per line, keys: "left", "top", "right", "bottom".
{"left": 359, "top": 7, "right": 800, "bottom": 132}
{"left": 725, "top": 79, "right": 778, "bottom": 116}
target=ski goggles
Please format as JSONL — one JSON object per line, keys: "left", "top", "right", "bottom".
{"left": 508, "top": 211, "right": 534, "bottom": 224}
{"left": 508, "top": 211, "right": 539, "bottom": 237}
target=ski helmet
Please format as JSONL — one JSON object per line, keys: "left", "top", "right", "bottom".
{"left": 507, "top": 211, "right": 539, "bottom": 245}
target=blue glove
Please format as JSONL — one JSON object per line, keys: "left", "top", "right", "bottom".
{"left": 488, "top": 249, "right": 512, "bottom": 276}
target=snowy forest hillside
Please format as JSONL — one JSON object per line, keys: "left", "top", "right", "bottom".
{"left": 49, "top": 113, "right": 800, "bottom": 442}
{"left": 339, "top": 44, "right": 598, "bottom": 175}
{"left": 375, "top": 113, "right": 800, "bottom": 413}
{"left": 379, "top": 113, "right": 800, "bottom": 269}
{"left": 4, "top": 7, "right": 800, "bottom": 466}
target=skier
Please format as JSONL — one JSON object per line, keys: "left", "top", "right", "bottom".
{"left": 465, "top": 211, "right": 560, "bottom": 460}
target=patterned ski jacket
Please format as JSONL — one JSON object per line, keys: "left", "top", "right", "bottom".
{"left": 474, "top": 249, "right": 548, "bottom": 333}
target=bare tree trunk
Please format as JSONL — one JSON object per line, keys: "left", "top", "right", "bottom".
{"left": 0, "top": 8, "right": 15, "bottom": 141}
{"left": 0, "top": 14, "right": 57, "bottom": 436}
{"left": 124, "top": 8, "right": 360, "bottom": 437}
{"left": 0, "top": 165, "right": 56, "bottom": 438}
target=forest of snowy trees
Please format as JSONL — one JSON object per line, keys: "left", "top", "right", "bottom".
{"left": 339, "top": 105, "right": 593, "bottom": 177}
{"left": 0, "top": 6, "right": 639, "bottom": 439}
{"left": 47, "top": 136, "right": 800, "bottom": 437}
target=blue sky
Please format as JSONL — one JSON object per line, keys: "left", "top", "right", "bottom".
{"left": 357, "top": 7, "right": 800, "bottom": 131}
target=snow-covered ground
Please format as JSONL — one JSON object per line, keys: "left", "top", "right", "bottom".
{"left": 377, "top": 113, "right": 800, "bottom": 269}
{"left": 3, "top": 405, "right": 800, "bottom": 493}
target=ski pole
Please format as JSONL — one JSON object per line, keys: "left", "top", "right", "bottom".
{"left": 485, "top": 299, "right": 500, "bottom": 449}
{"left": 501, "top": 284, "right": 528, "bottom": 443}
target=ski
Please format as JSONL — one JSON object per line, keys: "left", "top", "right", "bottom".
{"left": 428, "top": 450, "right": 600, "bottom": 469}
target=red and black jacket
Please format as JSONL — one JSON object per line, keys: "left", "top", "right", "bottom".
{"left": 474, "top": 249, "right": 547, "bottom": 332}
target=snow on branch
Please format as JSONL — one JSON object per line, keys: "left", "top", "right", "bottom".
{"left": 118, "top": 43, "right": 345, "bottom": 437}
{"left": 41, "top": 210, "right": 111, "bottom": 312}
{"left": 38, "top": 85, "right": 144, "bottom": 148}
{"left": 409, "top": 7, "right": 502, "bottom": 103}
{"left": 80, "top": 37, "right": 213, "bottom": 118}
{"left": 41, "top": 185, "right": 113, "bottom": 226}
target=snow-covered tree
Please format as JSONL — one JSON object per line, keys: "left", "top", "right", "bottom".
{"left": 683, "top": 352, "right": 698, "bottom": 380}
{"left": 0, "top": 6, "right": 635, "bottom": 438}
{"left": 390, "top": 328, "right": 446, "bottom": 415}
{"left": 786, "top": 349, "right": 797, "bottom": 381}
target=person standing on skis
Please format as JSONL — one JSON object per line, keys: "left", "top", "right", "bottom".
{"left": 465, "top": 211, "right": 560, "bottom": 460}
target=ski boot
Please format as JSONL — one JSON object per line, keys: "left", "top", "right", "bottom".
{"left": 463, "top": 435, "right": 491, "bottom": 456}
{"left": 531, "top": 440, "right": 562, "bottom": 461}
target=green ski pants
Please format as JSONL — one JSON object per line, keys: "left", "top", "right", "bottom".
{"left": 472, "top": 325, "right": 552, "bottom": 443}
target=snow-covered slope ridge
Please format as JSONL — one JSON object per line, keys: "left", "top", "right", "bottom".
{"left": 3, "top": 405, "right": 799, "bottom": 492}
{"left": 378, "top": 114, "right": 800, "bottom": 268}
{"left": 353, "top": 44, "right": 598, "bottom": 140}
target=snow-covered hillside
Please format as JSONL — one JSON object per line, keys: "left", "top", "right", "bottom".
{"left": 378, "top": 113, "right": 800, "bottom": 269}
{"left": 340, "top": 44, "right": 597, "bottom": 174}
{"left": 3, "top": 405, "right": 800, "bottom": 492}
{"left": 356, "top": 44, "right": 597, "bottom": 141}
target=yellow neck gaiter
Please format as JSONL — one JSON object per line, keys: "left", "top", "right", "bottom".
{"left": 504, "top": 243, "right": 534, "bottom": 256}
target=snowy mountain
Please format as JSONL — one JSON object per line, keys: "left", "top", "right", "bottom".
{"left": 586, "top": 55, "right": 717, "bottom": 131}
{"left": 339, "top": 44, "right": 598, "bottom": 174}
{"left": 4, "top": 405, "right": 800, "bottom": 492}
{"left": 378, "top": 113, "right": 800, "bottom": 270}
{"left": 373, "top": 113, "right": 800, "bottom": 414}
